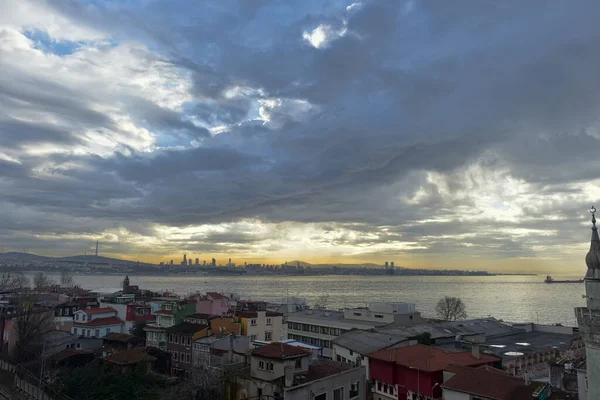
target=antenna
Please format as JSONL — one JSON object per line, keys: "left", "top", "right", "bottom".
{"left": 95, "top": 241, "right": 99, "bottom": 257}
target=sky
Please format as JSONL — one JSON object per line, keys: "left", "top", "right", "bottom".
{"left": 1, "top": 0, "right": 600, "bottom": 272}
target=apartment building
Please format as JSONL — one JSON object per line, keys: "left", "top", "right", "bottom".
{"left": 286, "top": 302, "right": 424, "bottom": 358}
{"left": 235, "top": 300, "right": 284, "bottom": 342}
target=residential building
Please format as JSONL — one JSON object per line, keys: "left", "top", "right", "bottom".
{"left": 144, "top": 299, "right": 196, "bottom": 350}
{"left": 195, "top": 292, "right": 230, "bottom": 315}
{"left": 287, "top": 303, "right": 424, "bottom": 358}
{"left": 441, "top": 364, "right": 576, "bottom": 400}
{"left": 72, "top": 307, "right": 124, "bottom": 338}
{"left": 235, "top": 300, "right": 284, "bottom": 342}
{"left": 102, "top": 332, "right": 144, "bottom": 357}
{"left": 576, "top": 360, "right": 588, "bottom": 400}
{"left": 166, "top": 323, "right": 205, "bottom": 376}
{"left": 368, "top": 344, "right": 501, "bottom": 400}
{"left": 231, "top": 342, "right": 366, "bottom": 400}
{"left": 99, "top": 301, "right": 155, "bottom": 333}
{"left": 52, "top": 301, "right": 80, "bottom": 332}
{"left": 333, "top": 329, "right": 413, "bottom": 378}
{"left": 193, "top": 334, "right": 249, "bottom": 369}
{"left": 575, "top": 207, "right": 600, "bottom": 399}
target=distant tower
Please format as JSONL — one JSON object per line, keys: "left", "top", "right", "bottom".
{"left": 195, "top": 258, "right": 199, "bottom": 265}
{"left": 212, "top": 258, "right": 216, "bottom": 267}
{"left": 123, "top": 275, "right": 130, "bottom": 292}
{"left": 576, "top": 206, "right": 600, "bottom": 399}
{"left": 183, "top": 253, "right": 187, "bottom": 263}
{"left": 170, "top": 260, "right": 173, "bottom": 265}
{"left": 385, "top": 261, "right": 389, "bottom": 269}
{"left": 95, "top": 241, "right": 99, "bottom": 257}
{"left": 391, "top": 262, "right": 395, "bottom": 269}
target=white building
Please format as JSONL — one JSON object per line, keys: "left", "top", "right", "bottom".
{"left": 286, "top": 302, "right": 424, "bottom": 358}
{"left": 72, "top": 307, "right": 124, "bottom": 338}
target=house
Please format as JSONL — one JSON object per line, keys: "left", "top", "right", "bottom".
{"left": 368, "top": 344, "right": 501, "bottom": 400}
{"left": 51, "top": 348, "right": 95, "bottom": 369}
{"left": 235, "top": 301, "right": 284, "bottom": 342}
{"left": 72, "top": 307, "right": 124, "bottom": 338}
{"left": 144, "top": 299, "right": 196, "bottom": 350}
{"left": 52, "top": 301, "right": 80, "bottom": 332}
{"left": 333, "top": 329, "right": 413, "bottom": 378}
{"left": 231, "top": 342, "right": 366, "bottom": 400}
{"left": 99, "top": 300, "right": 155, "bottom": 333}
{"left": 167, "top": 316, "right": 241, "bottom": 376}
{"left": 287, "top": 303, "right": 424, "bottom": 358}
{"left": 194, "top": 292, "right": 230, "bottom": 315}
{"left": 102, "top": 332, "right": 144, "bottom": 357}
{"left": 441, "top": 365, "right": 578, "bottom": 400}
{"left": 104, "top": 346, "right": 157, "bottom": 373}
{"left": 194, "top": 334, "right": 250, "bottom": 370}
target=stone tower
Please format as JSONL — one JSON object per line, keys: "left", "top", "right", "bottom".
{"left": 576, "top": 206, "right": 600, "bottom": 399}
{"left": 123, "top": 275, "right": 130, "bottom": 292}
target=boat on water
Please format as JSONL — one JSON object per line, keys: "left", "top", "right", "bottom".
{"left": 544, "top": 275, "right": 583, "bottom": 283}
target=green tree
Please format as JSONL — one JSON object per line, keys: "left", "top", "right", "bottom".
{"left": 414, "top": 332, "right": 432, "bottom": 345}
{"left": 130, "top": 320, "right": 148, "bottom": 339}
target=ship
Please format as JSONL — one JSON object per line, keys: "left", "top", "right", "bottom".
{"left": 544, "top": 275, "right": 584, "bottom": 283}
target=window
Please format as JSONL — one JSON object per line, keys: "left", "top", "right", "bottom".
{"left": 334, "top": 387, "right": 344, "bottom": 400}
{"left": 250, "top": 335, "right": 257, "bottom": 341}
{"left": 73, "top": 328, "right": 78, "bottom": 335}
{"left": 165, "top": 304, "right": 172, "bottom": 310}
{"left": 293, "top": 323, "right": 301, "bottom": 330}
{"left": 75, "top": 314, "right": 79, "bottom": 321}
{"left": 76, "top": 343, "right": 81, "bottom": 349}
{"left": 314, "top": 393, "right": 326, "bottom": 400}
{"left": 174, "top": 352, "right": 179, "bottom": 361}
{"left": 169, "top": 334, "right": 173, "bottom": 343}
{"left": 353, "top": 312, "right": 361, "bottom": 316}
{"left": 374, "top": 314, "right": 384, "bottom": 319}
{"left": 86, "top": 329, "right": 91, "bottom": 337}
{"left": 349, "top": 350, "right": 353, "bottom": 356}
{"left": 259, "top": 360, "right": 265, "bottom": 369}
{"left": 295, "top": 359, "right": 302, "bottom": 368}
{"left": 585, "top": 375, "right": 589, "bottom": 390}
{"left": 175, "top": 335, "right": 179, "bottom": 344}
{"left": 265, "top": 331, "right": 272, "bottom": 341}
{"left": 187, "top": 337, "right": 191, "bottom": 346}
{"left": 349, "top": 382, "right": 359, "bottom": 398}
{"left": 336, "top": 355, "right": 342, "bottom": 362}
{"left": 302, "top": 324, "right": 310, "bottom": 332}
{"left": 288, "top": 322, "right": 293, "bottom": 329}
{"left": 95, "top": 329, "right": 99, "bottom": 337}
{"left": 105, "top": 328, "right": 110, "bottom": 336}
{"left": 320, "top": 327, "right": 329, "bottom": 335}
{"left": 251, "top": 319, "right": 257, "bottom": 326}
{"left": 267, "top": 362, "right": 274, "bottom": 371}
{"left": 87, "top": 315, "right": 92, "bottom": 321}
{"left": 186, "top": 353, "right": 190, "bottom": 363}
{"left": 311, "top": 325, "right": 318, "bottom": 333}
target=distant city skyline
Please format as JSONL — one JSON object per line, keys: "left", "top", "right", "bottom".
{"left": 1, "top": 1, "right": 599, "bottom": 274}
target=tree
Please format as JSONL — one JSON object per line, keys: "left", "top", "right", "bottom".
{"left": 130, "top": 320, "right": 148, "bottom": 339}
{"left": 435, "top": 296, "right": 467, "bottom": 321}
{"left": 0, "top": 272, "right": 30, "bottom": 292}
{"left": 313, "top": 295, "right": 329, "bottom": 310}
{"left": 414, "top": 332, "right": 432, "bottom": 345}
{"left": 60, "top": 271, "right": 74, "bottom": 287}
{"left": 33, "top": 272, "right": 53, "bottom": 290}
{"left": 13, "top": 306, "right": 55, "bottom": 362}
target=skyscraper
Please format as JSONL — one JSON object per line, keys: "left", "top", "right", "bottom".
{"left": 576, "top": 206, "right": 600, "bottom": 399}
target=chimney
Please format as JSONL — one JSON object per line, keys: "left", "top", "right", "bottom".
{"left": 454, "top": 334, "right": 462, "bottom": 349}
{"left": 471, "top": 343, "right": 480, "bottom": 360}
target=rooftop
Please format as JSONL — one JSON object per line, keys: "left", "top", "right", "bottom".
{"left": 379, "top": 317, "right": 517, "bottom": 339}
{"left": 369, "top": 344, "right": 500, "bottom": 372}
{"left": 74, "top": 316, "right": 124, "bottom": 327}
{"left": 104, "top": 347, "right": 157, "bottom": 365}
{"left": 79, "top": 307, "right": 116, "bottom": 315}
{"left": 236, "top": 311, "right": 283, "bottom": 318}
{"left": 333, "top": 329, "right": 410, "bottom": 355}
{"left": 252, "top": 342, "right": 312, "bottom": 360}
{"left": 287, "top": 309, "right": 388, "bottom": 328}
{"left": 293, "top": 361, "right": 354, "bottom": 386}
{"left": 437, "top": 331, "right": 577, "bottom": 360}
{"left": 103, "top": 332, "right": 142, "bottom": 344}
{"left": 184, "top": 313, "right": 214, "bottom": 320}
{"left": 165, "top": 322, "right": 208, "bottom": 335}
{"left": 441, "top": 365, "right": 526, "bottom": 399}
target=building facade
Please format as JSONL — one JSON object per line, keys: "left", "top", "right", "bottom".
{"left": 576, "top": 207, "right": 600, "bottom": 400}
{"left": 72, "top": 307, "right": 124, "bottom": 338}
{"left": 235, "top": 301, "right": 284, "bottom": 342}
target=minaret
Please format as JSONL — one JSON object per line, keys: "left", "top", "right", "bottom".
{"left": 576, "top": 206, "right": 600, "bottom": 399}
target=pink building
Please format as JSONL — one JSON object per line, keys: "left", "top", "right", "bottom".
{"left": 195, "top": 292, "right": 229, "bottom": 315}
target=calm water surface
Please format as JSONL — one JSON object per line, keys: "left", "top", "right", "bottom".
{"left": 45, "top": 274, "right": 586, "bottom": 326}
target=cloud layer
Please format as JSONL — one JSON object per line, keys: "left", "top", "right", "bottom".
{"left": 1, "top": 0, "right": 600, "bottom": 271}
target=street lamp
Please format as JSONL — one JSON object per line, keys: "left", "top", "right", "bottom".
{"left": 431, "top": 382, "right": 440, "bottom": 399}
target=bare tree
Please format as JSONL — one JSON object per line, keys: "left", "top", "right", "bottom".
{"left": 60, "top": 271, "right": 74, "bottom": 287}
{"left": 0, "top": 272, "right": 30, "bottom": 292}
{"left": 313, "top": 295, "right": 329, "bottom": 310}
{"left": 435, "top": 296, "right": 467, "bottom": 321}
{"left": 13, "top": 305, "right": 55, "bottom": 362}
{"left": 33, "top": 272, "right": 53, "bottom": 290}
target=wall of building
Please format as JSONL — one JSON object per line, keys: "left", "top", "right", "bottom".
{"left": 440, "top": 389, "right": 470, "bottom": 400}
{"left": 284, "top": 367, "right": 366, "bottom": 400}
{"left": 577, "top": 369, "right": 588, "bottom": 400}
{"left": 242, "top": 312, "right": 283, "bottom": 342}
{"left": 197, "top": 297, "right": 229, "bottom": 315}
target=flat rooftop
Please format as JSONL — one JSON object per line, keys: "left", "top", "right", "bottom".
{"left": 333, "top": 329, "right": 410, "bottom": 355}
{"left": 286, "top": 309, "right": 389, "bottom": 329}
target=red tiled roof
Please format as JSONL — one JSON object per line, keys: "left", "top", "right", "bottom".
{"left": 441, "top": 365, "right": 524, "bottom": 399}
{"left": 51, "top": 349, "right": 91, "bottom": 362}
{"left": 74, "top": 316, "right": 124, "bottom": 327}
{"left": 252, "top": 342, "right": 311, "bottom": 359}
{"left": 104, "top": 347, "right": 156, "bottom": 365}
{"left": 369, "top": 344, "right": 500, "bottom": 372}
{"left": 81, "top": 307, "right": 116, "bottom": 315}
{"left": 155, "top": 310, "right": 173, "bottom": 315}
